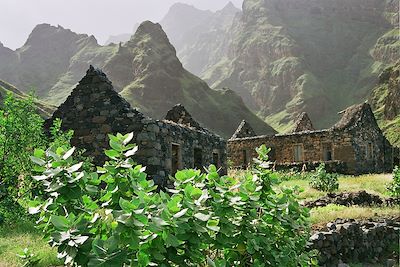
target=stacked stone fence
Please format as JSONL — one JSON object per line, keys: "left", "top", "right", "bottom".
{"left": 304, "top": 190, "right": 400, "bottom": 208}
{"left": 309, "top": 218, "right": 400, "bottom": 266}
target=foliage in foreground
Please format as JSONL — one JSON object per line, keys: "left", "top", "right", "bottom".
{"left": 387, "top": 166, "right": 400, "bottom": 198}
{"left": 0, "top": 93, "right": 74, "bottom": 202}
{"left": 29, "top": 134, "right": 316, "bottom": 266}
{"left": 309, "top": 163, "right": 339, "bottom": 193}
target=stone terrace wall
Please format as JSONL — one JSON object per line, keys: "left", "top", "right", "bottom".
{"left": 228, "top": 130, "right": 356, "bottom": 173}
{"left": 310, "top": 218, "right": 400, "bottom": 266}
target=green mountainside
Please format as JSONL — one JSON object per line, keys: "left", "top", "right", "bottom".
{"left": 370, "top": 62, "right": 400, "bottom": 146}
{"left": 161, "top": 0, "right": 398, "bottom": 134}
{"left": 0, "top": 79, "right": 54, "bottom": 117}
{"left": 0, "top": 22, "right": 275, "bottom": 138}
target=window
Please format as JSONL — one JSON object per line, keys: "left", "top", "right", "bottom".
{"left": 242, "top": 150, "right": 249, "bottom": 167}
{"left": 212, "top": 152, "right": 219, "bottom": 167}
{"left": 323, "top": 143, "right": 333, "bottom": 161}
{"left": 194, "top": 148, "right": 203, "bottom": 170}
{"left": 366, "top": 142, "right": 373, "bottom": 160}
{"left": 293, "top": 144, "right": 304, "bottom": 162}
{"left": 171, "top": 144, "right": 181, "bottom": 175}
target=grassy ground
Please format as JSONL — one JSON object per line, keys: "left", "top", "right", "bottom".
{"left": 0, "top": 221, "right": 60, "bottom": 267}
{"left": 0, "top": 173, "right": 398, "bottom": 266}
{"left": 279, "top": 173, "right": 400, "bottom": 225}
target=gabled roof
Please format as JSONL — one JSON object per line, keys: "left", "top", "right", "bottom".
{"left": 164, "top": 104, "right": 202, "bottom": 130}
{"left": 332, "top": 103, "right": 379, "bottom": 131}
{"left": 291, "top": 112, "right": 315, "bottom": 133}
{"left": 231, "top": 120, "right": 257, "bottom": 139}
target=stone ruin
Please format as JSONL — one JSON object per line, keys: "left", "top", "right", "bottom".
{"left": 291, "top": 112, "right": 315, "bottom": 133}
{"left": 228, "top": 104, "right": 394, "bottom": 174}
{"left": 45, "top": 66, "right": 227, "bottom": 186}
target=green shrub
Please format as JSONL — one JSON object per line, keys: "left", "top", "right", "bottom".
{"left": 29, "top": 137, "right": 317, "bottom": 266}
{"left": 309, "top": 163, "right": 339, "bottom": 193}
{"left": 387, "top": 166, "right": 400, "bottom": 198}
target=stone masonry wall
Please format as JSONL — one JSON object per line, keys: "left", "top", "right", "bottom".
{"left": 47, "top": 66, "right": 227, "bottom": 186}
{"left": 135, "top": 119, "right": 227, "bottom": 186}
{"left": 228, "top": 130, "right": 357, "bottom": 174}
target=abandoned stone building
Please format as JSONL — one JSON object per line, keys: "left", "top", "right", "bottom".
{"left": 228, "top": 104, "right": 394, "bottom": 174}
{"left": 46, "top": 66, "right": 227, "bottom": 186}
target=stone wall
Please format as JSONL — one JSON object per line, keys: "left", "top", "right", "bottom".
{"left": 228, "top": 104, "right": 393, "bottom": 174}
{"left": 310, "top": 218, "right": 400, "bottom": 266}
{"left": 46, "top": 66, "right": 227, "bottom": 186}
{"left": 228, "top": 130, "right": 357, "bottom": 174}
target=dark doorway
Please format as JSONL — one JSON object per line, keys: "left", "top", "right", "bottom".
{"left": 172, "top": 144, "right": 181, "bottom": 175}
{"left": 194, "top": 148, "right": 203, "bottom": 170}
{"left": 323, "top": 143, "right": 333, "bottom": 161}
{"left": 212, "top": 152, "right": 219, "bottom": 167}
{"left": 242, "top": 150, "right": 249, "bottom": 168}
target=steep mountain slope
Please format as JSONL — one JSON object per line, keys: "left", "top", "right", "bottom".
{"left": 158, "top": 0, "right": 399, "bottom": 134}
{"left": 197, "top": 0, "right": 398, "bottom": 132}
{"left": 103, "top": 21, "right": 276, "bottom": 137}
{"left": 0, "top": 24, "right": 106, "bottom": 98}
{"left": 0, "top": 80, "right": 54, "bottom": 117}
{"left": 160, "top": 2, "right": 240, "bottom": 77}
{"left": 0, "top": 22, "right": 275, "bottom": 138}
{"left": 370, "top": 61, "right": 400, "bottom": 146}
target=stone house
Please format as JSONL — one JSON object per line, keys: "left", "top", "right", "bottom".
{"left": 46, "top": 66, "right": 227, "bottom": 186}
{"left": 228, "top": 104, "right": 394, "bottom": 174}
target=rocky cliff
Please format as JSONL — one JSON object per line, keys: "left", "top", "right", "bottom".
{"left": 0, "top": 22, "right": 275, "bottom": 138}
{"left": 160, "top": 2, "right": 240, "bottom": 77}
{"left": 165, "top": 0, "right": 398, "bottom": 132}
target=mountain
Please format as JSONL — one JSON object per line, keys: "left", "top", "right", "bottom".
{"left": 160, "top": 2, "right": 240, "bottom": 76}
{"left": 102, "top": 21, "right": 276, "bottom": 137}
{"left": 0, "top": 22, "right": 275, "bottom": 138}
{"left": 162, "top": 0, "right": 398, "bottom": 133}
{"left": 104, "top": 23, "right": 139, "bottom": 45}
{"left": 370, "top": 61, "right": 400, "bottom": 146}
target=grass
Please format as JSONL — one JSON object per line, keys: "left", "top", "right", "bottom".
{"left": 279, "top": 173, "right": 400, "bottom": 225}
{"left": 0, "top": 221, "right": 60, "bottom": 267}
{"left": 310, "top": 204, "right": 400, "bottom": 225}
{"left": 280, "top": 173, "right": 394, "bottom": 200}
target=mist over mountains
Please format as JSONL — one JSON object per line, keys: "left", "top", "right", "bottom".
{"left": 0, "top": 0, "right": 398, "bottom": 142}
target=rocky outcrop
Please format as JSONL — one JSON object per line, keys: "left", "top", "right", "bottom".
{"left": 310, "top": 218, "right": 400, "bottom": 266}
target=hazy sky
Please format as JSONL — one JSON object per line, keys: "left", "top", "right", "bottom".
{"left": 0, "top": 0, "right": 243, "bottom": 50}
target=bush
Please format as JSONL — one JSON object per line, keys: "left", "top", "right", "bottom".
{"left": 387, "top": 166, "right": 400, "bottom": 198}
{"left": 29, "top": 137, "right": 317, "bottom": 266}
{"left": 309, "top": 163, "right": 339, "bottom": 193}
